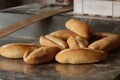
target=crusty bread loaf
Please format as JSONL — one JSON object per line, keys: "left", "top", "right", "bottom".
{"left": 55, "top": 48, "right": 107, "bottom": 64}
{"left": 39, "top": 35, "right": 68, "bottom": 50}
{"left": 67, "top": 36, "right": 88, "bottom": 49}
{"left": 65, "top": 18, "right": 93, "bottom": 40}
{"left": 50, "top": 29, "right": 78, "bottom": 41}
{"left": 0, "top": 43, "right": 40, "bottom": 58}
{"left": 90, "top": 32, "right": 118, "bottom": 42}
{"left": 89, "top": 32, "right": 120, "bottom": 52}
{"left": 23, "top": 46, "right": 60, "bottom": 64}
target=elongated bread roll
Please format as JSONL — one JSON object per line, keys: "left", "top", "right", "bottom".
{"left": 65, "top": 18, "right": 93, "bottom": 40}
{"left": 67, "top": 36, "right": 88, "bottom": 49}
{"left": 50, "top": 29, "right": 78, "bottom": 41}
{"left": 23, "top": 46, "right": 60, "bottom": 64}
{"left": 0, "top": 43, "right": 40, "bottom": 58}
{"left": 55, "top": 48, "right": 107, "bottom": 64}
{"left": 90, "top": 32, "right": 118, "bottom": 42}
{"left": 39, "top": 35, "right": 68, "bottom": 50}
{"left": 88, "top": 32, "right": 120, "bottom": 52}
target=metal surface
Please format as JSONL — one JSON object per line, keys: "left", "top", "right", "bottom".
{"left": 0, "top": 3, "right": 69, "bottom": 14}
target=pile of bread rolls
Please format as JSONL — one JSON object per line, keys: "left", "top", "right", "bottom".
{"left": 0, "top": 18, "right": 120, "bottom": 65}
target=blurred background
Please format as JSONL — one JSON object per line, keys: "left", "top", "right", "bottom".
{"left": 0, "top": 0, "right": 50, "bottom": 9}
{"left": 0, "top": 0, "right": 72, "bottom": 10}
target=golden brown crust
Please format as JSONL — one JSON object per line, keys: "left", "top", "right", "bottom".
{"left": 67, "top": 36, "right": 89, "bottom": 49}
{"left": 39, "top": 35, "right": 68, "bottom": 50}
{"left": 89, "top": 32, "right": 120, "bottom": 52}
{"left": 65, "top": 18, "right": 93, "bottom": 40}
{"left": 23, "top": 46, "right": 60, "bottom": 64}
{"left": 0, "top": 43, "right": 40, "bottom": 58}
{"left": 67, "top": 36, "right": 80, "bottom": 49}
{"left": 55, "top": 48, "right": 107, "bottom": 64}
{"left": 50, "top": 29, "right": 78, "bottom": 41}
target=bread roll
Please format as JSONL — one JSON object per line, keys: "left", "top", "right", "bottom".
{"left": 23, "top": 46, "right": 60, "bottom": 64}
{"left": 90, "top": 32, "right": 118, "bottom": 42}
{"left": 67, "top": 36, "right": 88, "bottom": 49}
{"left": 0, "top": 43, "right": 40, "bottom": 58}
{"left": 65, "top": 18, "right": 93, "bottom": 40}
{"left": 50, "top": 29, "right": 78, "bottom": 41}
{"left": 55, "top": 48, "right": 107, "bottom": 64}
{"left": 89, "top": 32, "right": 120, "bottom": 52}
{"left": 39, "top": 35, "right": 68, "bottom": 50}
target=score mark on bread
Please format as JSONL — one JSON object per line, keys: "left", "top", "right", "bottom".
{"left": 23, "top": 46, "right": 60, "bottom": 64}
{"left": 50, "top": 29, "right": 78, "bottom": 41}
{"left": 67, "top": 36, "right": 89, "bottom": 49}
{"left": 39, "top": 35, "right": 68, "bottom": 50}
